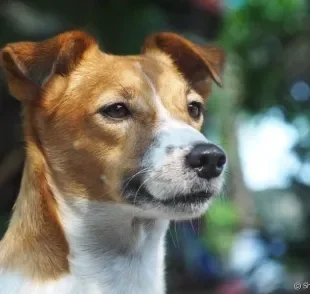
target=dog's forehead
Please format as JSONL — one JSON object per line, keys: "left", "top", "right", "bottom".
{"left": 45, "top": 51, "right": 191, "bottom": 125}
{"left": 72, "top": 52, "right": 187, "bottom": 100}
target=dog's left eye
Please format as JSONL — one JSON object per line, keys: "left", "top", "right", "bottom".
{"left": 188, "top": 102, "right": 203, "bottom": 119}
{"left": 100, "top": 103, "right": 131, "bottom": 120}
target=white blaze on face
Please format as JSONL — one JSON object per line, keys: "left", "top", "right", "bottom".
{"left": 136, "top": 62, "right": 208, "bottom": 170}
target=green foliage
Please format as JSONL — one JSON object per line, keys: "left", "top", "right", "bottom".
{"left": 220, "top": 0, "right": 308, "bottom": 119}
{"left": 207, "top": 199, "right": 240, "bottom": 227}
{"left": 223, "top": 0, "right": 306, "bottom": 50}
{"left": 202, "top": 199, "right": 240, "bottom": 257}
{"left": 217, "top": 0, "right": 310, "bottom": 199}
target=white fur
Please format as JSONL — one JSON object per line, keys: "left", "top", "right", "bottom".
{"left": 0, "top": 273, "right": 81, "bottom": 294}
{"left": 55, "top": 195, "right": 169, "bottom": 294}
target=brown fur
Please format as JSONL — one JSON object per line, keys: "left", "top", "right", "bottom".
{"left": 0, "top": 31, "right": 225, "bottom": 281}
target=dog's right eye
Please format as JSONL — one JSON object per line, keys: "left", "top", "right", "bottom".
{"left": 99, "top": 103, "right": 132, "bottom": 120}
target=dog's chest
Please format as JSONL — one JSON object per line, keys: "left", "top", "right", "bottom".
{"left": 0, "top": 273, "right": 80, "bottom": 294}
{"left": 0, "top": 266, "right": 164, "bottom": 294}
{"left": 0, "top": 227, "right": 166, "bottom": 294}
{"left": 66, "top": 238, "right": 166, "bottom": 294}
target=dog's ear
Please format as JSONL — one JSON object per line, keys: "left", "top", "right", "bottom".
{"left": 0, "top": 31, "right": 97, "bottom": 103}
{"left": 142, "top": 32, "right": 225, "bottom": 96}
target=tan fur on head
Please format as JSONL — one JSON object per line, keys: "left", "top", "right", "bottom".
{"left": 0, "top": 30, "right": 226, "bottom": 282}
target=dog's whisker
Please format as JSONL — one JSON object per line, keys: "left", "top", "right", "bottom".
{"left": 174, "top": 221, "right": 180, "bottom": 249}
{"left": 190, "top": 219, "right": 195, "bottom": 235}
{"left": 121, "top": 168, "right": 151, "bottom": 195}
{"left": 122, "top": 168, "right": 151, "bottom": 185}
{"left": 168, "top": 226, "right": 177, "bottom": 248}
{"left": 131, "top": 175, "right": 154, "bottom": 219}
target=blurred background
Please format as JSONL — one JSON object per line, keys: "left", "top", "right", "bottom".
{"left": 0, "top": 0, "right": 310, "bottom": 293}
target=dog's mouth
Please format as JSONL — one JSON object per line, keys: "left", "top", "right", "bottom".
{"left": 160, "top": 191, "right": 212, "bottom": 205}
{"left": 122, "top": 176, "right": 213, "bottom": 207}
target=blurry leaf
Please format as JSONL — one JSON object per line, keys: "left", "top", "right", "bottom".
{"left": 206, "top": 199, "right": 240, "bottom": 228}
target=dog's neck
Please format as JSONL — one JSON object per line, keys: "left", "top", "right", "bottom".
{"left": 1, "top": 153, "right": 169, "bottom": 293}
{"left": 57, "top": 196, "right": 169, "bottom": 293}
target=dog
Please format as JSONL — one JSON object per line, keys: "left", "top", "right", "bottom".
{"left": 0, "top": 30, "right": 226, "bottom": 294}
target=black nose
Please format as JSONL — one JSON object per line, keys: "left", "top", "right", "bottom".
{"left": 185, "top": 143, "right": 226, "bottom": 180}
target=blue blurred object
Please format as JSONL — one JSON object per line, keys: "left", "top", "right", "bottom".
{"left": 268, "top": 238, "right": 287, "bottom": 257}
{"left": 178, "top": 222, "right": 222, "bottom": 281}
{"left": 229, "top": 228, "right": 289, "bottom": 294}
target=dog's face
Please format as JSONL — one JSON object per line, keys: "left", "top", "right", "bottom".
{"left": 1, "top": 31, "right": 226, "bottom": 220}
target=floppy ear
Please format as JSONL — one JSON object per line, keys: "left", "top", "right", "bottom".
{"left": 0, "top": 31, "right": 97, "bottom": 103}
{"left": 142, "top": 32, "right": 225, "bottom": 97}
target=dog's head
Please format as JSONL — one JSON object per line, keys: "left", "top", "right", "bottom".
{"left": 1, "top": 31, "right": 226, "bottom": 220}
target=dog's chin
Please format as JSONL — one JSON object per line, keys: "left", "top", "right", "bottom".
{"left": 123, "top": 178, "right": 217, "bottom": 220}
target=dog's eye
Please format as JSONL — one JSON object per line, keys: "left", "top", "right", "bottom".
{"left": 100, "top": 103, "right": 131, "bottom": 120}
{"left": 188, "top": 102, "right": 203, "bottom": 119}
